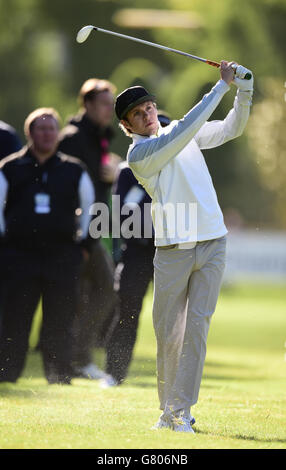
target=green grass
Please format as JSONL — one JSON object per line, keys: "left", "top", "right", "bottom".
{"left": 0, "top": 284, "right": 285, "bottom": 449}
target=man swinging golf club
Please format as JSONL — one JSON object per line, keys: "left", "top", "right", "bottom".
{"left": 115, "top": 60, "right": 253, "bottom": 433}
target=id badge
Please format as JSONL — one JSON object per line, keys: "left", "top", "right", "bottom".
{"left": 34, "top": 192, "right": 51, "bottom": 214}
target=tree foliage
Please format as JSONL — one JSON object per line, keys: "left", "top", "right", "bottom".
{"left": 0, "top": 0, "right": 285, "bottom": 228}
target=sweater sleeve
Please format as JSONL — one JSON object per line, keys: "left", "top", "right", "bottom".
{"left": 128, "top": 79, "right": 230, "bottom": 179}
{"left": 194, "top": 89, "right": 252, "bottom": 149}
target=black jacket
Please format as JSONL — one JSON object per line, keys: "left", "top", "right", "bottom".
{"left": 58, "top": 112, "right": 114, "bottom": 205}
{"left": 0, "top": 147, "right": 93, "bottom": 248}
{"left": 113, "top": 162, "right": 154, "bottom": 243}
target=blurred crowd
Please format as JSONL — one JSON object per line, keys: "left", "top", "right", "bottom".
{"left": 0, "top": 78, "right": 168, "bottom": 386}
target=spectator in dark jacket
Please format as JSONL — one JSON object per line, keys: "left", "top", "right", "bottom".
{"left": 0, "top": 108, "right": 95, "bottom": 384}
{"left": 0, "top": 120, "right": 22, "bottom": 160}
{"left": 58, "top": 79, "right": 121, "bottom": 380}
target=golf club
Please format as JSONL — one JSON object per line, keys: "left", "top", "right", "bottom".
{"left": 76, "top": 25, "right": 252, "bottom": 80}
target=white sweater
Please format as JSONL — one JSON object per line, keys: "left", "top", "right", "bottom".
{"left": 127, "top": 79, "right": 252, "bottom": 246}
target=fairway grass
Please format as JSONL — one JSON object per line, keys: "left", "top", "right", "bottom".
{"left": 0, "top": 284, "right": 285, "bottom": 450}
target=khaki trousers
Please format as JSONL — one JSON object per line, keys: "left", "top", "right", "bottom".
{"left": 152, "top": 236, "right": 226, "bottom": 419}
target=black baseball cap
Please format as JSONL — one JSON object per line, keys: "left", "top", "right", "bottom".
{"left": 115, "top": 86, "right": 156, "bottom": 120}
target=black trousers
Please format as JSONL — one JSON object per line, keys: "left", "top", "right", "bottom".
{"left": 105, "top": 240, "right": 155, "bottom": 383}
{"left": 72, "top": 240, "right": 119, "bottom": 367}
{"left": 0, "top": 244, "right": 82, "bottom": 384}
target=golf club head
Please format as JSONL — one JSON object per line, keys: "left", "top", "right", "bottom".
{"left": 76, "top": 25, "right": 95, "bottom": 43}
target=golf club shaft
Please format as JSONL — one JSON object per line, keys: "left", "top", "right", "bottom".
{"left": 93, "top": 26, "right": 216, "bottom": 66}
{"left": 77, "top": 25, "right": 251, "bottom": 79}
{"left": 92, "top": 26, "right": 251, "bottom": 79}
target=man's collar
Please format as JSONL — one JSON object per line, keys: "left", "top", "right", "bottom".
{"left": 26, "top": 146, "right": 58, "bottom": 166}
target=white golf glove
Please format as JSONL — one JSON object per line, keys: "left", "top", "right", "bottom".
{"left": 233, "top": 64, "right": 254, "bottom": 92}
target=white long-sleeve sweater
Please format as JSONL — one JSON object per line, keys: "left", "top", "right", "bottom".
{"left": 127, "top": 79, "right": 252, "bottom": 246}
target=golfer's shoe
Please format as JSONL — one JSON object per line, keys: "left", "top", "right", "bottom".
{"left": 151, "top": 415, "right": 172, "bottom": 430}
{"left": 171, "top": 415, "right": 195, "bottom": 433}
{"left": 99, "top": 374, "right": 119, "bottom": 388}
{"left": 74, "top": 362, "right": 107, "bottom": 380}
{"left": 152, "top": 413, "right": 196, "bottom": 431}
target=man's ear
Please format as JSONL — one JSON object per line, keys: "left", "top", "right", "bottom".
{"left": 120, "top": 119, "right": 132, "bottom": 133}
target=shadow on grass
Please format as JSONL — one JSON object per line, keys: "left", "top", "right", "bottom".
{"left": 194, "top": 427, "right": 286, "bottom": 444}
{"left": 129, "top": 356, "right": 263, "bottom": 383}
{"left": 1, "top": 348, "right": 266, "bottom": 393}
{"left": 12, "top": 349, "right": 263, "bottom": 378}
{"left": 203, "top": 357, "right": 268, "bottom": 382}
{"left": 232, "top": 434, "right": 286, "bottom": 444}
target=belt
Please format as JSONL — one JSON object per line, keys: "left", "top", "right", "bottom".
{"left": 157, "top": 236, "right": 226, "bottom": 251}
{"left": 158, "top": 241, "right": 197, "bottom": 250}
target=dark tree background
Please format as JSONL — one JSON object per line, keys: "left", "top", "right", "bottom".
{"left": 1, "top": 0, "right": 285, "bottom": 228}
